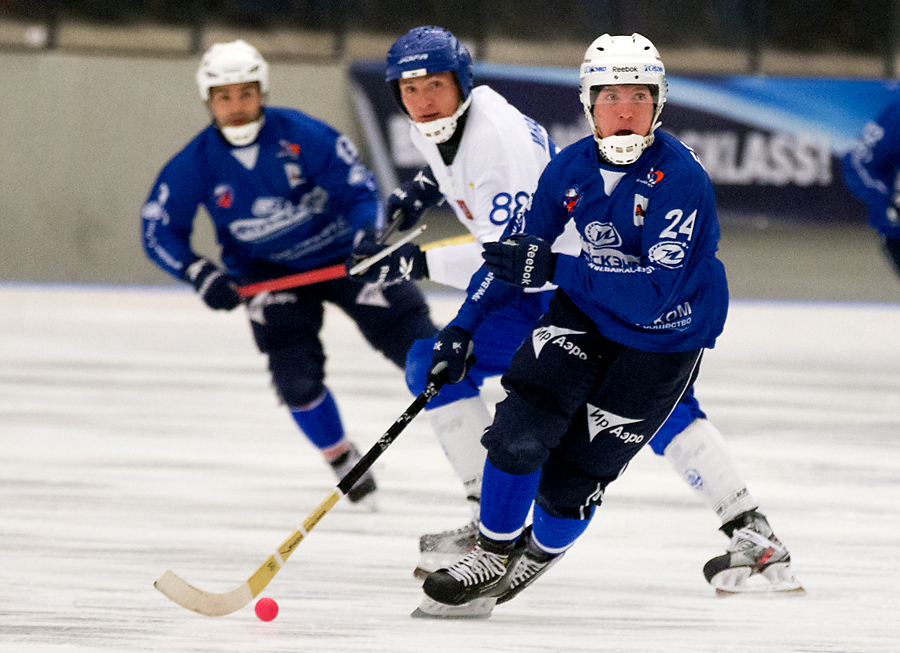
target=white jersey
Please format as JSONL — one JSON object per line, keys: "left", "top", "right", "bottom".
{"left": 410, "top": 85, "right": 580, "bottom": 289}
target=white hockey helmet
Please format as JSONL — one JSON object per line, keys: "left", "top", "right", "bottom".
{"left": 196, "top": 40, "right": 269, "bottom": 147}
{"left": 197, "top": 40, "right": 269, "bottom": 100}
{"left": 579, "top": 33, "right": 667, "bottom": 165}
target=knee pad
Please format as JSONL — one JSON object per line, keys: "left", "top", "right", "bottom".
{"left": 483, "top": 391, "right": 570, "bottom": 476}
{"left": 406, "top": 336, "right": 479, "bottom": 408}
{"left": 269, "top": 349, "right": 323, "bottom": 407}
{"left": 648, "top": 398, "right": 705, "bottom": 455}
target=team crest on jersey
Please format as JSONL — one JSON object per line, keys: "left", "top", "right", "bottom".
{"left": 639, "top": 169, "right": 664, "bottom": 188}
{"left": 563, "top": 187, "right": 582, "bottom": 213}
{"left": 582, "top": 221, "right": 640, "bottom": 268}
{"left": 634, "top": 194, "right": 648, "bottom": 226}
{"left": 584, "top": 221, "right": 622, "bottom": 248}
{"left": 277, "top": 140, "right": 300, "bottom": 159}
{"left": 284, "top": 163, "right": 305, "bottom": 188}
{"left": 214, "top": 184, "right": 234, "bottom": 208}
{"left": 648, "top": 241, "right": 687, "bottom": 268}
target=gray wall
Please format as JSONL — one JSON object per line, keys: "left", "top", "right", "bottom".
{"left": 0, "top": 52, "right": 354, "bottom": 285}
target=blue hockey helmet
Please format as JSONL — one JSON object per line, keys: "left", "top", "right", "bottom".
{"left": 385, "top": 26, "right": 474, "bottom": 110}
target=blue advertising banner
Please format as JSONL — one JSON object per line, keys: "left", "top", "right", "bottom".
{"left": 349, "top": 60, "right": 900, "bottom": 223}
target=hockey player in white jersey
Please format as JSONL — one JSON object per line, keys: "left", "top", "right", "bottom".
{"left": 355, "top": 26, "right": 800, "bottom": 597}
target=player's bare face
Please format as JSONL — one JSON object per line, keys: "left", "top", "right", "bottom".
{"left": 398, "top": 72, "right": 462, "bottom": 123}
{"left": 592, "top": 84, "right": 654, "bottom": 139}
{"left": 207, "top": 82, "right": 263, "bottom": 129}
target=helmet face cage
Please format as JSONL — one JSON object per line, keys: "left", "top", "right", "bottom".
{"left": 579, "top": 34, "right": 667, "bottom": 164}
{"left": 385, "top": 26, "right": 474, "bottom": 112}
{"left": 197, "top": 40, "right": 269, "bottom": 101}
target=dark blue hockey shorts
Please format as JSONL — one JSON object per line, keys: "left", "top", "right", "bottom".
{"left": 482, "top": 290, "right": 702, "bottom": 520}
{"left": 247, "top": 276, "right": 436, "bottom": 407}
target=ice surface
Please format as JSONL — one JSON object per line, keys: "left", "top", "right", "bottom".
{"left": 1, "top": 285, "right": 898, "bottom": 652}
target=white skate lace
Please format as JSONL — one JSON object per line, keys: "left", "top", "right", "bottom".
{"left": 508, "top": 556, "right": 544, "bottom": 589}
{"left": 729, "top": 527, "right": 788, "bottom": 559}
{"left": 446, "top": 548, "right": 509, "bottom": 587}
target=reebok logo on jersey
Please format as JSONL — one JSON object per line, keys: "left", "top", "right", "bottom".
{"left": 586, "top": 405, "right": 644, "bottom": 443}
{"left": 531, "top": 326, "right": 588, "bottom": 359}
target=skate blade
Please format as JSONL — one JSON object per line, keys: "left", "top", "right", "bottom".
{"left": 410, "top": 596, "right": 497, "bottom": 619}
{"left": 712, "top": 563, "right": 805, "bottom": 596}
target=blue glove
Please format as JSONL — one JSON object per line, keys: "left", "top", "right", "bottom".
{"left": 353, "top": 242, "right": 429, "bottom": 283}
{"left": 185, "top": 258, "right": 241, "bottom": 311}
{"left": 386, "top": 167, "right": 444, "bottom": 232}
{"left": 482, "top": 234, "right": 557, "bottom": 288}
{"left": 428, "top": 326, "right": 476, "bottom": 385}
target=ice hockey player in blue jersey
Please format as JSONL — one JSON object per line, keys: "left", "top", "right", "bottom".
{"left": 413, "top": 34, "right": 802, "bottom": 618}
{"left": 360, "top": 27, "right": 799, "bottom": 597}
{"left": 843, "top": 99, "right": 900, "bottom": 279}
{"left": 141, "top": 40, "right": 436, "bottom": 506}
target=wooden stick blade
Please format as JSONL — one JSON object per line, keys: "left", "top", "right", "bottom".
{"left": 154, "top": 571, "right": 254, "bottom": 617}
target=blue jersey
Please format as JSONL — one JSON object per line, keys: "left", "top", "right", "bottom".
{"left": 843, "top": 100, "right": 900, "bottom": 238}
{"left": 451, "top": 131, "right": 729, "bottom": 353}
{"left": 141, "top": 107, "right": 379, "bottom": 283}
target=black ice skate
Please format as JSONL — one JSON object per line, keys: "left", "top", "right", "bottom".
{"left": 328, "top": 443, "right": 377, "bottom": 508}
{"left": 703, "top": 510, "right": 804, "bottom": 595}
{"left": 415, "top": 518, "right": 479, "bottom": 579}
{"left": 411, "top": 534, "right": 524, "bottom": 619}
{"left": 495, "top": 528, "right": 565, "bottom": 605}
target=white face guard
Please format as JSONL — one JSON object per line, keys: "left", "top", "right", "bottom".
{"left": 596, "top": 131, "right": 656, "bottom": 166}
{"left": 220, "top": 116, "right": 264, "bottom": 147}
{"left": 412, "top": 94, "right": 472, "bottom": 144}
{"left": 579, "top": 34, "right": 667, "bottom": 165}
{"left": 198, "top": 40, "right": 269, "bottom": 147}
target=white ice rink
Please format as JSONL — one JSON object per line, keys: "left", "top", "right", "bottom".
{"left": 1, "top": 284, "right": 898, "bottom": 653}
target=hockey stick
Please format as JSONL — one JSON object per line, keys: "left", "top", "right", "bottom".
{"left": 154, "top": 376, "right": 446, "bottom": 617}
{"left": 236, "top": 225, "right": 426, "bottom": 297}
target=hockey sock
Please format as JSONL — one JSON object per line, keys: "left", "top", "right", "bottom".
{"left": 531, "top": 503, "right": 594, "bottom": 555}
{"left": 289, "top": 388, "right": 345, "bottom": 452}
{"left": 663, "top": 418, "right": 758, "bottom": 524}
{"left": 426, "top": 397, "right": 491, "bottom": 503}
{"left": 478, "top": 458, "right": 540, "bottom": 542}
